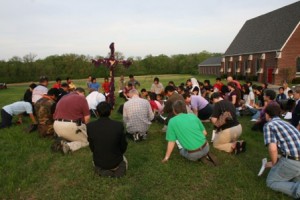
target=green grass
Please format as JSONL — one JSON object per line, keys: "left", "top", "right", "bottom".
{"left": 0, "top": 74, "right": 290, "bottom": 199}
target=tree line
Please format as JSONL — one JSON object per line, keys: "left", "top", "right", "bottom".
{"left": 0, "top": 51, "right": 222, "bottom": 83}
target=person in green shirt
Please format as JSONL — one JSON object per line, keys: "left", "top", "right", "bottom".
{"left": 162, "top": 100, "right": 209, "bottom": 162}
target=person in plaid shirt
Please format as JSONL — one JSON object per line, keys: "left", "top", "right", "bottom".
{"left": 263, "top": 103, "right": 300, "bottom": 198}
{"left": 123, "top": 89, "right": 154, "bottom": 141}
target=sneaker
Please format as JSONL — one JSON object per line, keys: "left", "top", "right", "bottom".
{"left": 250, "top": 119, "right": 258, "bottom": 122}
{"left": 61, "top": 140, "right": 71, "bottom": 154}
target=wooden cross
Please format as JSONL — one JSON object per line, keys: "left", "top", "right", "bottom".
{"left": 92, "top": 43, "right": 132, "bottom": 107}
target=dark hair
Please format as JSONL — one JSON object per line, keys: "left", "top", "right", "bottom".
{"left": 47, "top": 88, "right": 60, "bottom": 98}
{"left": 192, "top": 86, "right": 200, "bottom": 93}
{"left": 168, "top": 81, "right": 175, "bottom": 85}
{"left": 227, "top": 81, "right": 236, "bottom": 89}
{"left": 178, "top": 85, "right": 184, "bottom": 91}
{"left": 56, "top": 77, "right": 61, "bottom": 82}
{"left": 264, "top": 89, "right": 276, "bottom": 100}
{"left": 164, "top": 85, "right": 175, "bottom": 93}
{"left": 252, "top": 84, "right": 258, "bottom": 90}
{"left": 204, "top": 80, "right": 210, "bottom": 85}
{"left": 154, "top": 77, "right": 159, "bottom": 82}
{"left": 66, "top": 77, "right": 71, "bottom": 81}
{"left": 75, "top": 87, "right": 85, "bottom": 94}
{"left": 61, "top": 82, "right": 69, "bottom": 88}
{"left": 29, "top": 83, "right": 37, "bottom": 89}
{"left": 91, "top": 77, "right": 96, "bottom": 82}
{"left": 172, "top": 100, "right": 187, "bottom": 114}
{"left": 278, "top": 87, "right": 284, "bottom": 91}
{"left": 148, "top": 92, "right": 157, "bottom": 101}
{"left": 129, "top": 74, "right": 134, "bottom": 78}
{"left": 141, "top": 88, "right": 147, "bottom": 93}
{"left": 127, "top": 83, "right": 133, "bottom": 87}
{"left": 216, "top": 77, "right": 221, "bottom": 81}
{"left": 242, "top": 84, "right": 250, "bottom": 95}
{"left": 256, "top": 86, "right": 263, "bottom": 92}
{"left": 246, "top": 81, "right": 252, "bottom": 86}
{"left": 96, "top": 101, "right": 111, "bottom": 117}
{"left": 265, "top": 103, "right": 281, "bottom": 118}
{"left": 288, "top": 90, "right": 293, "bottom": 94}
{"left": 263, "top": 82, "right": 268, "bottom": 88}
{"left": 199, "top": 82, "right": 204, "bottom": 87}
{"left": 221, "top": 85, "right": 229, "bottom": 94}
{"left": 182, "top": 92, "right": 191, "bottom": 99}
{"left": 210, "top": 92, "right": 221, "bottom": 100}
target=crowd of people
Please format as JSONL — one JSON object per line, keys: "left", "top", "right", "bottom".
{"left": 1, "top": 74, "right": 300, "bottom": 198}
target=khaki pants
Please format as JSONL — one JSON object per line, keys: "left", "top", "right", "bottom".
{"left": 213, "top": 124, "right": 242, "bottom": 153}
{"left": 53, "top": 121, "right": 89, "bottom": 152}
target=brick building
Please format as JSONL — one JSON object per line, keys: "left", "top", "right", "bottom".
{"left": 221, "top": 1, "right": 300, "bottom": 85}
{"left": 198, "top": 57, "right": 221, "bottom": 76}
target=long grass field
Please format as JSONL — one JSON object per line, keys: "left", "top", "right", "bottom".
{"left": 0, "top": 74, "right": 290, "bottom": 199}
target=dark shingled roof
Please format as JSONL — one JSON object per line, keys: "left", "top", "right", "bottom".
{"left": 198, "top": 57, "right": 222, "bottom": 66}
{"left": 225, "top": 1, "right": 300, "bottom": 56}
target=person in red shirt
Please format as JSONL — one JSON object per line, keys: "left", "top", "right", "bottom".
{"left": 52, "top": 77, "right": 62, "bottom": 89}
{"left": 213, "top": 77, "right": 224, "bottom": 92}
{"left": 102, "top": 77, "right": 110, "bottom": 95}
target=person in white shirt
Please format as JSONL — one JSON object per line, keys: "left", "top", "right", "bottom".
{"left": 86, "top": 91, "right": 106, "bottom": 117}
{"left": 32, "top": 76, "right": 48, "bottom": 104}
{"left": 283, "top": 80, "right": 291, "bottom": 97}
{"left": 150, "top": 77, "right": 164, "bottom": 95}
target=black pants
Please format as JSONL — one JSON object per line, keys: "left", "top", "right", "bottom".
{"left": 198, "top": 104, "right": 213, "bottom": 120}
{"left": 94, "top": 160, "right": 127, "bottom": 178}
{"left": 1, "top": 109, "right": 12, "bottom": 128}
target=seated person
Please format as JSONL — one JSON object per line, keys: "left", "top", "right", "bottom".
{"left": 89, "top": 77, "right": 100, "bottom": 93}
{"left": 252, "top": 89, "right": 279, "bottom": 132}
{"left": 1, "top": 101, "right": 37, "bottom": 130}
{"left": 57, "top": 82, "right": 69, "bottom": 102}
{"left": 52, "top": 77, "right": 62, "bottom": 89}
{"left": 35, "top": 88, "right": 60, "bottom": 137}
{"left": 86, "top": 91, "right": 106, "bottom": 117}
{"left": 276, "top": 87, "right": 287, "bottom": 103}
{"left": 210, "top": 92, "right": 245, "bottom": 154}
{"left": 66, "top": 77, "right": 76, "bottom": 91}
{"left": 162, "top": 100, "right": 213, "bottom": 164}
{"left": 140, "top": 88, "right": 148, "bottom": 99}
{"left": 87, "top": 102, "right": 128, "bottom": 178}
{"left": 121, "top": 83, "right": 133, "bottom": 100}
{"left": 150, "top": 77, "right": 164, "bottom": 95}
{"left": 123, "top": 89, "right": 154, "bottom": 141}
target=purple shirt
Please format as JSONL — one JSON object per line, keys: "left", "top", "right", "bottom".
{"left": 191, "top": 95, "right": 209, "bottom": 111}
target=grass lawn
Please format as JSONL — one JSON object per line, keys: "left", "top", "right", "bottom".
{"left": 0, "top": 74, "right": 290, "bottom": 199}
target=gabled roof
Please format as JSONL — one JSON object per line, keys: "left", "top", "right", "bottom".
{"left": 224, "top": 1, "right": 300, "bottom": 56}
{"left": 198, "top": 57, "right": 222, "bottom": 66}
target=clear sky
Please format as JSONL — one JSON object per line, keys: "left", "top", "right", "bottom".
{"left": 0, "top": 0, "right": 298, "bottom": 60}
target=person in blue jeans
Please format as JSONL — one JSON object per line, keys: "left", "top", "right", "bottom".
{"left": 263, "top": 103, "right": 300, "bottom": 198}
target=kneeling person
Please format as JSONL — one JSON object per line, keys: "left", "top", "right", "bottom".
{"left": 162, "top": 100, "right": 209, "bottom": 162}
{"left": 87, "top": 102, "right": 128, "bottom": 178}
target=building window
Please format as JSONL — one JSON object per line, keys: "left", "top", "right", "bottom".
{"left": 234, "top": 61, "right": 238, "bottom": 75}
{"left": 255, "top": 58, "right": 260, "bottom": 73}
{"left": 297, "top": 57, "right": 300, "bottom": 73}
{"left": 243, "top": 60, "right": 247, "bottom": 75}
